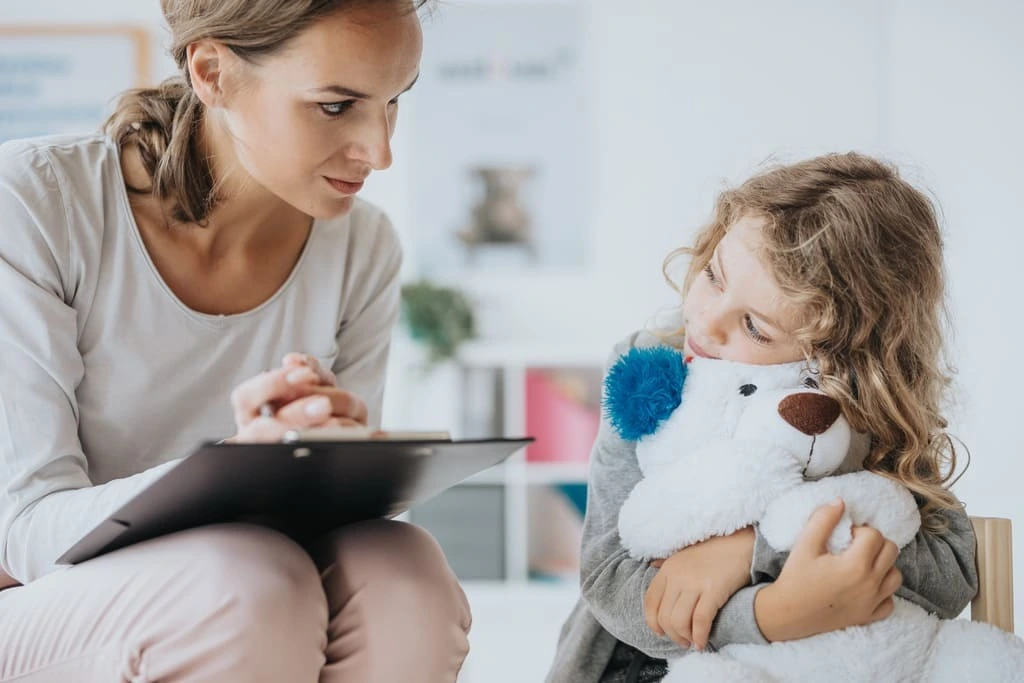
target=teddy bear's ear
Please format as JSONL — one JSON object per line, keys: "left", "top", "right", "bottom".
{"left": 603, "top": 346, "right": 687, "bottom": 441}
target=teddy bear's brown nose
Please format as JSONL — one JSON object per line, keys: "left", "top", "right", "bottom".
{"left": 777, "top": 392, "right": 841, "bottom": 435}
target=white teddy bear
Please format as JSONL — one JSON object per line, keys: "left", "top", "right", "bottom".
{"left": 604, "top": 346, "right": 1024, "bottom": 683}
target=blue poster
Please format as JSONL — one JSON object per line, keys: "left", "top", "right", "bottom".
{"left": 0, "top": 29, "right": 146, "bottom": 143}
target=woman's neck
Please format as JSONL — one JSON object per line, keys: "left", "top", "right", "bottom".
{"left": 122, "top": 115, "right": 311, "bottom": 259}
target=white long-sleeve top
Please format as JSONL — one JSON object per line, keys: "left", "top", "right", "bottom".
{"left": 0, "top": 134, "right": 402, "bottom": 583}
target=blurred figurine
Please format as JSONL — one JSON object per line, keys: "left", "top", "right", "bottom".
{"left": 457, "top": 166, "right": 537, "bottom": 263}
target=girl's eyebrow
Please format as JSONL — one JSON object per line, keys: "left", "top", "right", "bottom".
{"left": 714, "top": 247, "right": 786, "bottom": 332}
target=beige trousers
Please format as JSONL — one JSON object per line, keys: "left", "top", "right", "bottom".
{"left": 0, "top": 520, "right": 471, "bottom": 682}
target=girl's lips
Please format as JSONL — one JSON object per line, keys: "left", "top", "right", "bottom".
{"left": 326, "top": 177, "right": 365, "bottom": 195}
{"left": 687, "top": 337, "right": 717, "bottom": 359}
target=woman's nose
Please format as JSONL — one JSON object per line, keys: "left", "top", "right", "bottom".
{"left": 350, "top": 110, "right": 394, "bottom": 171}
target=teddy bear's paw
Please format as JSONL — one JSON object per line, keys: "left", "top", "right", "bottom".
{"left": 760, "top": 483, "right": 854, "bottom": 553}
{"left": 618, "top": 487, "right": 697, "bottom": 559}
{"left": 832, "top": 471, "right": 921, "bottom": 548}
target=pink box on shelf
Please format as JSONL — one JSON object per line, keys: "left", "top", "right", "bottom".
{"left": 525, "top": 369, "right": 600, "bottom": 463}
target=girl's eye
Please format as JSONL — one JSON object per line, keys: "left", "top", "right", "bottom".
{"left": 703, "top": 263, "right": 720, "bottom": 286}
{"left": 744, "top": 314, "right": 770, "bottom": 344}
{"left": 319, "top": 101, "right": 357, "bottom": 118}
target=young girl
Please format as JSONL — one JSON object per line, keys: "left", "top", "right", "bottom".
{"left": 547, "top": 152, "right": 978, "bottom": 683}
{"left": 0, "top": 2, "right": 472, "bottom": 682}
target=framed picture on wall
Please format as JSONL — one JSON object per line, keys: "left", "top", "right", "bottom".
{"left": 410, "top": 2, "right": 590, "bottom": 274}
{"left": 0, "top": 25, "right": 150, "bottom": 143}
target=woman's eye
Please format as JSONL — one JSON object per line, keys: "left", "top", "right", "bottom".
{"left": 319, "top": 101, "right": 357, "bottom": 118}
{"left": 744, "top": 314, "right": 770, "bottom": 344}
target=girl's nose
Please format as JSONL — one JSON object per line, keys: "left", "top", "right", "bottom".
{"left": 700, "top": 305, "right": 729, "bottom": 345}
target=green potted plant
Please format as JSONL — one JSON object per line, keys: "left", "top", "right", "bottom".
{"left": 400, "top": 280, "right": 477, "bottom": 368}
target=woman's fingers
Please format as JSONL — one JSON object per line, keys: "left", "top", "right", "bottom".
{"left": 231, "top": 367, "right": 320, "bottom": 425}
{"left": 263, "top": 388, "right": 369, "bottom": 427}
{"left": 282, "top": 352, "right": 336, "bottom": 387}
{"left": 238, "top": 417, "right": 289, "bottom": 443}
{"left": 272, "top": 395, "right": 334, "bottom": 427}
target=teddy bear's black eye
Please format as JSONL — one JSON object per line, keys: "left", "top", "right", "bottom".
{"left": 739, "top": 384, "right": 757, "bottom": 397}
{"left": 802, "top": 377, "right": 819, "bottom": 389}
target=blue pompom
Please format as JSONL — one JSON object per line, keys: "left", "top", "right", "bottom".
{"left": 603, "top": 346, "right": 687, "bottom": 441}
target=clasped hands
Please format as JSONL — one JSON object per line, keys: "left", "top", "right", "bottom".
{"left": 643, "top": 499, "right": 903, "bottom": 651}
{"left": 225, "top": 353, "right": 367, "bottom": 443}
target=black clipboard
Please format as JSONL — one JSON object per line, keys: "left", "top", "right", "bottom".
{"left": 57, "top": 437, "right": 531, "bottom": 565}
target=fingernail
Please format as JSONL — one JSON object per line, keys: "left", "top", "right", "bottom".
{"left": 306, "top": 397, "right": 330, "bottom": 416}
{"left": 287, "top": 368, "right": 315, "bottom": 384}
{"left": 830, "top": 497, "right": 843, "bottom": 507}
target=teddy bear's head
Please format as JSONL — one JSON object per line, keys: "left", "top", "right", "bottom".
{"left": 732, "top": 385, "right": 851, "bottom": 480}
{"left": 605, "top": 346, "right": 854, "bottom": 479}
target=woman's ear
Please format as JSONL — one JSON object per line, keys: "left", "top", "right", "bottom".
{"left": 186, "top": 40, "right": 233, "bottom": 109}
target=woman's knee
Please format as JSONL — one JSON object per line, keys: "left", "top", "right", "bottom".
{"left": 165, "top": 526, "right": 328, "bottom": 653}
{"left": 96, "top": 525, "right": 328, "bottom": 681}
{"left": 184, "top": 524, "right": 327, "bottom": 624}
{"left": 323, "top": 520, "right": 470, "bottom": 627}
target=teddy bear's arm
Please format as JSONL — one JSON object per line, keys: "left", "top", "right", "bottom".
{"left": 618, "top": 439, "right": 802, "bottom": 560}
{"left": 760, "top": 471, "right": 921, "bottom": 554}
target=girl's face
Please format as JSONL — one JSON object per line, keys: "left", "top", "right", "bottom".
{"left": 201, "top": 4, "right": 423, "bottom": 219}
{"left": 682, "top": 215, "right": 806, "bottom": 365}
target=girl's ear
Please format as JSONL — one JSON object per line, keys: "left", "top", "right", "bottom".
{"left": 603, "top": 346, "right": 687, "bottom": 441}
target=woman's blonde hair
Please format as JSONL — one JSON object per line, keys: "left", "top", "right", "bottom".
{"left": 104, "top": 0, "right": 428, "bottom": 225}
{"left": 664, "top": 152, "right": 963, "bottom": 532}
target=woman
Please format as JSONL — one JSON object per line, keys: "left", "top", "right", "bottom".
{"left": 0, "top": 1, "right": 471, "bottom": 681}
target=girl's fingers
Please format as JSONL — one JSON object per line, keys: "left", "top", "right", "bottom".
{"left": 644, "top": 573, "right": 667, "bottom": 636}
{"left": 668, "top": 591, "right": 698, "bottom": 647}
{"left": 879, "top": 566, "right": 903, "bottom": 598}
{"left": 873, "top": 539, "right": 899, "bottom": 576}
{"left": 658, "top": 586, "right": 683, "bottom": 644}
{"left": 690, "top": 594, "right": 720, "bottom": 651}
{"left": 870, "top": 595, "right": 896, "bottom": 622}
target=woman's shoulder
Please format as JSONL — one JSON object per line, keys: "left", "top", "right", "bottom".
{"left": 0, "top": 133, "right": 116, "bottom": 219}
{"left": 0, "top": 133, "right": 113, "bottom": 180}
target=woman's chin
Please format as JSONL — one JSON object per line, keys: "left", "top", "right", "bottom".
{"left": 306, "top": 194, "right": 355, "bottom": 220}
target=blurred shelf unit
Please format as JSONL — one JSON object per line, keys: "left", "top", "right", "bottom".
{"left": 408, "top": 341, "right": 608, "bottom": 585}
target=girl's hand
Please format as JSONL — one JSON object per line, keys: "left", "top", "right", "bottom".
{"left": 227, "top": 355, "right": 368, "bottom": 443}
{"left": 754, "top": 499, "right": 902, "bottom": 642}
{"left": 643, "top": 526, "right": 755, "bottom": 650}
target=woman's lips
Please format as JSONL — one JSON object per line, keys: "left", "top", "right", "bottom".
{"left": 326, "top": 177, "right": 365, "bottom": 195}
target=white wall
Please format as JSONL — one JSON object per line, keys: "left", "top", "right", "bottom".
{"left": 5, "top": 0, "right": 1023, "bottom": 632}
